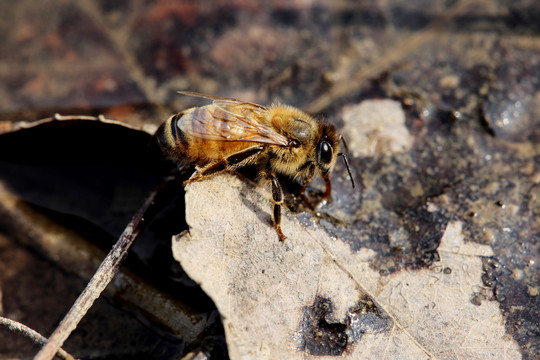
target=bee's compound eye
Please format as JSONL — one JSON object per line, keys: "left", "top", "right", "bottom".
{"left": 318, "top": 141, "right": 333, "bottom": 165}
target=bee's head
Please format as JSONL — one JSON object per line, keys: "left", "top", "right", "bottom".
{"left": 316, "top": 124, "right": 355, "bottom": 190}
{"left": 315, "top": 125, "right": 340, "bottom": 176}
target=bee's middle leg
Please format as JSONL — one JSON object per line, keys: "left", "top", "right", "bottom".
{"left": 268, "top": 173, "right": 286, "bottom": 241}
{"left": 183, "top": 146, "right": 264, "bottom": 186}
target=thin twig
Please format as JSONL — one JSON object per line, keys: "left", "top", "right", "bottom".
{"left": 0, "top": 316, "right": 75, "bottom": 360}
{"left": 33, "top": 177, "right": 172, "bottom": 360}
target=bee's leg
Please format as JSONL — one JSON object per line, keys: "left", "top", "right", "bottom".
{"left": 268, "top": 173, "right": 286, "bottom": 241}
{"left": 297, "top": 162, "right": 315, "bottom": 196}
{"left": 299, "top": 177, "right": 311, "bottom": 196}
{"left": 297, "top": 177, "right": 314, "bottom": 208}
{"left": 321, "top": 173, "right": 332, "bottom": 201}
{"left": 183, "top": 146, "right": 264, "bottom": 186}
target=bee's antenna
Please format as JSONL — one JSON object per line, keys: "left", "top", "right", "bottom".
{"left": 339, "top": 135, "right": 351, "bottom": 154}
{"left": 338, "top": 135, "right": 355, "bottom": 189}
{"left": 337, "top": 152, "right": 355, "bottom": 189}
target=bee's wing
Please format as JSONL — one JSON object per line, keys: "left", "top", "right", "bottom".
{"left": 177, "top": 91, "right": 239, "bottom": 102}
{"left": 180, "top": 100, "right": 291, "bottom": 146}
{"left": 178, "top": 91, "right": 268, "bottom": 112}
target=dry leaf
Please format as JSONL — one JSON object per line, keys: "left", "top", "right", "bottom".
{"left": 172, "top": 174, "right": 521, "bottom": 359}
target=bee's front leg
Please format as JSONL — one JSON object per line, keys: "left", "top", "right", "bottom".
{"left": 299, "top": 175, "right": 331, "bottom": 208}
{"left": 299, "top": 177, "right": 312, "bottom": 197}
{"left": 298, "top": 176, "right": 315, "bottom": 208}
{"left": 321, "top": 173, "right": 332, "bottom": 202}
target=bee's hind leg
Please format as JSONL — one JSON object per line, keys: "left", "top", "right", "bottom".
{"left": 183, "top": 145, "right": 265, "bottom": 186}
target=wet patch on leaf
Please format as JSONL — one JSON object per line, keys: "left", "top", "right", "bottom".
{"left": 298, "top": 295, "right": 392, "bottom": 356}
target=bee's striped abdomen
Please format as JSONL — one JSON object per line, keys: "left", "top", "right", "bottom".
{"left": 170, "top": 112, "right": 190, "bottom": 152}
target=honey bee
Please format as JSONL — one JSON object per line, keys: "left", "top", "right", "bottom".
{"left": 155, "top": 91, "right": 354, "bottom": 241}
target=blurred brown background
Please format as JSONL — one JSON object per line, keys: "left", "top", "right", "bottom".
{"left": 0, "top": 1, "right": 539, "bottom": 359}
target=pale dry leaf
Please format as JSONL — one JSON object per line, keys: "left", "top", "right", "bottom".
{"left": 172, "top": 174, "right": 521, "bottom": 360}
